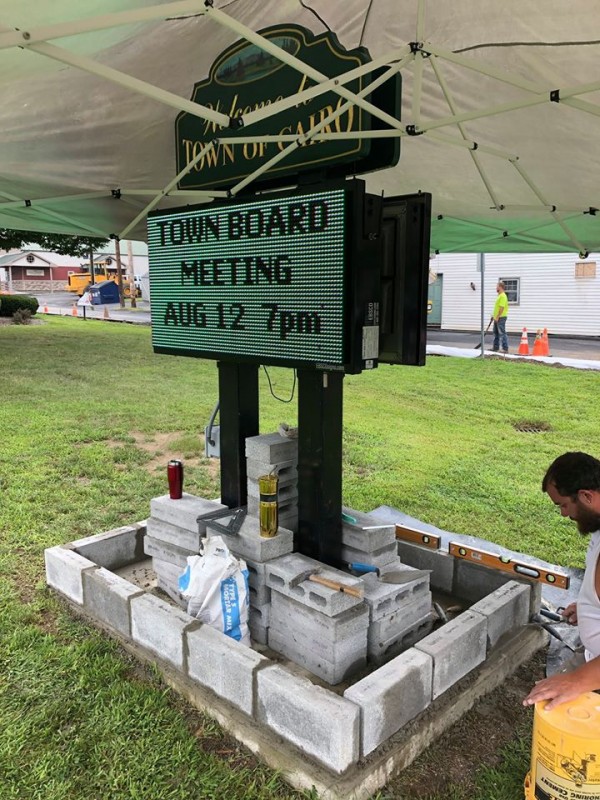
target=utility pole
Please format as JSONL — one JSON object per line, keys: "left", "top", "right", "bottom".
{"left": 126, "top": 239, "right": 137, "bottom": 308}
{"left": 479, "top": 252, "right": 485, "bottom": 355}
{"left": 88, "top": 245, "right": 95, "bottom": 286}
{"left": 114, "top": 237, "right": 125, "bottom": 308}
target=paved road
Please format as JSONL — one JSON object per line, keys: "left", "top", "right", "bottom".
{"left": 30, "top": 291, "right": 600, "bottom": 361}
{"left": 427, "top": 328, "right": 600, "bottom": 361}
{"left": 34, "top": 290, "right": 151, "bottom": 325}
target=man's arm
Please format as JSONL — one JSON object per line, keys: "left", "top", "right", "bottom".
{"left": 523, "top": 655, "right": 600, "bottom": 709}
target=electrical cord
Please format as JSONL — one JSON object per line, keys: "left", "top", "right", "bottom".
{"left": 262, "top": 366, "right": 297, "bottom": 403}
{"left": 206, "top": 400, "right": 220, "bottom": 446}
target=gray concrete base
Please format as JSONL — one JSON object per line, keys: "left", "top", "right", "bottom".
{"left": 60, "top": 597, "right": 546, "bottom": 800}
{"left": 45, "top": 509, "right": 550, "bottom": 796}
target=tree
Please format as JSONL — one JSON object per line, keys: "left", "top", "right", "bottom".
{"left": 0, "top": 229, "right": 110, "bottom": 257}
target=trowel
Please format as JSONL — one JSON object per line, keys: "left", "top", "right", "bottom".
{"left": 348, "top": 562, "right": 431, "bottom": 584}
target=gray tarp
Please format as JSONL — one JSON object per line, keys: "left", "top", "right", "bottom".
{"left": 1, "top": 1, "right": 600, "bottom": 252}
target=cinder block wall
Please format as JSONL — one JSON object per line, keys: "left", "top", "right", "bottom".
{"left": 45, "top": 516, "right": 539, "bottom": 774}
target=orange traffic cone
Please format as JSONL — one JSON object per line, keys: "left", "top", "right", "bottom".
{"left": 541, "top": 328, "right": 550, "bottom": 356}
{"left": 517, "top": 327, "right": 530, "bottom": 355}
{"left": 532, "top": 329, "right": 544, "bottom": 356}
{"left": 71, "top": 303, "right": 78, "bottom": 317}
{"left": 103, "top": 306, "right": 110, "bottom": 320}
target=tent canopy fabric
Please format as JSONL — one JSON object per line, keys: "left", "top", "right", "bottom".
{"left": 1, "top": 1, "right": 600, "bottom": 253}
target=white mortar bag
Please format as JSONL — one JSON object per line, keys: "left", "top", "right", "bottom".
{"left": 178, "top": 535, "right": 250, "bottom": 645}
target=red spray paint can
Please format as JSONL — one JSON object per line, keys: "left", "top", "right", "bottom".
{"left": 167, "top": 459, "right": 183, "bottom": 499}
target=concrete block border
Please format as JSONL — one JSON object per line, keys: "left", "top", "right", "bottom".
{"left": 45, "top": 518, "right": 544, "bottom": 794}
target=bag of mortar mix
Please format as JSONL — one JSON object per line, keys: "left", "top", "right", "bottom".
{"left": 178, "top": 535, "right": 251, "bottom": 645}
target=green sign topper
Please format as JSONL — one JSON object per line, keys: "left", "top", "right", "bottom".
{"left": 175, "top": 24, "right": 401, "bottom": 190}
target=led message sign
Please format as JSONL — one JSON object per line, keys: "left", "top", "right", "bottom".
{"left": 148, "top": 185, "right": 378, "bottom": 371}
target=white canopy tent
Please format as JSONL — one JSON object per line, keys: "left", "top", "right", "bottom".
{"left": 1, "top": 1, "right": 600, "bottom": 253}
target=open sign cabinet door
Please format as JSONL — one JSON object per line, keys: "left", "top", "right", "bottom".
{"left": 378, "top": 193, "right": 432, "bottom": 367}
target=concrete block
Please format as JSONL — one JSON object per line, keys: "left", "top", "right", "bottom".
{"left": 150, "top": 494, "right": 226, "bottom": 533}
{"left": 270, "top": 592, "right": 369, "bottom": 640}
{"left": 211, "top": 515, "right": 294, "bottom": 563}
{"left": 368, "top": 594, "right": 432, "bottom": 642}
{"left": 341, "top": 507, "right": 397, "bottom": 551}
{"left": 361, "top": 570, "right": 431, "bottom": 622}
{"left": 152, "top": 556, "right": 184, "bottom": 585}
{"left": 269, "top": 617, "right": 367, "bottom": 664}
{"left": 246, "top": 458, "right": 297, "bottom": 482}
{"left": 71, "top": 522, "right": 146, "bottom": 569}
{"left": 368, "top": 615, "right": 434, "bottom": 666}
{"left": 249, "top": 583, "right": 271, "bottom": 607}
{"left": 415, "top": 610, "right": 487, "bottom": 699}
{"left": 249, "top": 602, "right": 271, "bottom": 628}
{"left": 186, "top": 624, "right": 268, "bottom": 715}
{"left": 146, "top": 517, "right": 203, "bottom": 553}
{"left": 144, "top": 536, "right": 192, "bottom": 569}
{"left": 156, "top": 576, "right": 188, "bottom": 609}
{"left": 245, "top": 557, "right": 271, "bottom": 606}
{"left": 130, "top": 593, "right": 195, "bottom": 669}
{"left": 82, "top": 567, "right": 144, "bottom": 636}
{"left": 278, "top": 510, "right": 298, "bottom": 534}
{"left": 268, "top": 631, "right": 366, "bottom": 684}
{"left": 453, "top": 559, "right": 542, "bottom": 615}
{"left": 257, "top": 664, "right": 360, "bottom": 772}
{"left": 247, "top": 480, "right": 298, "bottom": 504}
{"left": 245, "top": 432, "right": 298, "bottom": 463}
{"left": 266, "top": 553, "right": 365, "bottom": 617}
{"left": 344, "top": 647, "right": 433, "bottom": 756}
{"left": 45, "top": 545, "right": 97, "bottom": 604}
{"left": 340, "top": 542, "right": 398, "bottom": 569}
{"left": 397, "top": 540, "right": 455, "bottom": 593}
{"left": 249, "top": 620, "right": 269, "bottom": 645}
{"left": 469, "top": 580, "right": 531, "bottom": 649}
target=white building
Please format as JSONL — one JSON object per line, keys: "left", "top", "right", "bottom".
{"left": 428, "top": 252, "right": 600, "bottom": 336}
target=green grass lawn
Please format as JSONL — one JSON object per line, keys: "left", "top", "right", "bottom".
{"left": 1, "top": 316, "right": 598, "bottom": 799}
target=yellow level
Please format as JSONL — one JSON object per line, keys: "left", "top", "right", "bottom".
{"left": 448, "top": 542, "right": 570, "bottom": 590}
{"left": 395, "top": 525, "right": 441, "bottom": 550}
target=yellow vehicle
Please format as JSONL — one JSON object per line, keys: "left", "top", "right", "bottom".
{"left": 64, "top": 270, "right": 137, "bottom": 298}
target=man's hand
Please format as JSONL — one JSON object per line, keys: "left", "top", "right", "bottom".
{"left": 562, "top": 602, "right": 578, "bottom": 625}
{"left": 523, "top": 672, "right": 583, "bottom": 710}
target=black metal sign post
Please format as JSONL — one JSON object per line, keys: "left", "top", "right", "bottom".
{"left": 297, "top": 369, "right": 343, "bottom": 564}
{"left": 218, "top": 362, "right": 259, "bottom": 508}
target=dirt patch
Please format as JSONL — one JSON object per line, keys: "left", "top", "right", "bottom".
{"left": 107, "top": 430, "right": 220, "bottom": 479}
{"left": 0, "top": 316, "right": 44, "bottom": 326}
{"left": 386, "top": 651, "right": 545, "bottom": 798}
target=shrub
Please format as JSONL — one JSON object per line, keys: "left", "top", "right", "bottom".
{"left": 12, "top": 308, "right": 33, "bottom": 325}
{"left": 0, "top": 294, "right": 38, "bottom": 317}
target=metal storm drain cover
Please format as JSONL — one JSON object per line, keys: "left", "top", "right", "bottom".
{"left": 512, "top": 420, "right": 552, "bottom": 433}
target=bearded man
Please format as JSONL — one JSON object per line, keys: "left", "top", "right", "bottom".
{"left": 524, "top": 451, "right": 600, "bottom": 709}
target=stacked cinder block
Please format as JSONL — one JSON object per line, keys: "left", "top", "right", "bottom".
{"left": 46, "top": 522, "right": 542, "bottom": 775}
{"left": 266, "top": 552, "right": 369, "bottom": 684}
{"left": 342, "top": 507, "right": 434, "bottom": 664}
{"left": 362, "top": 571, "right": 434, "bottom": 665}
{"left": 341, "top": 506, "right": 401, "bottom": 571}
{"left": 206, "top": 512, "right": 295, "bottom": 645}
{"left": 245, "top": 432, "right": 298, "bottom": 533}
{"left": 145, "top": 493, "right": 227, "bottom": 607}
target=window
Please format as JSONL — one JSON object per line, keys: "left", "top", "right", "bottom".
{"left": 575, "top": 261, "right": 596, "bottom": 278}
{"left": 500, "top": 277, "right": 520, "bottom": 305}
{"left": 26, "top": 254, "right": 35, "bottom": 263}
{"left": 25, "top": 268, "right": 44, "bottom": 276}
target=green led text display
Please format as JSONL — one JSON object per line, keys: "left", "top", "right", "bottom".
{"left": 148, "top": 188, "right": 347, "bottom": 365}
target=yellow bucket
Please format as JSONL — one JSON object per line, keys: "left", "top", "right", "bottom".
{"left": 525, "top": 693, "right": 600, "bottom": 799}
